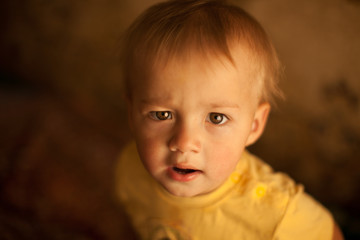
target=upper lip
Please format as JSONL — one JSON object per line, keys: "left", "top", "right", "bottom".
{"left": 170, "top": 154, "right": 202, "bottom": 172}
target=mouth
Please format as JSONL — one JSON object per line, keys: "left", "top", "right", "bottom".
{"left": 168, "top": 166, "right": 202, "bottom": 182}
{"left": 173, "top": 167, "right": 198, "bottom": 175}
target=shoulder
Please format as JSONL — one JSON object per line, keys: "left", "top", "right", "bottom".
{"left": 116, "top": 142, "right": 142, "bottom": 186}
{"left": 116, "top": 141, "right": 149, "bottom": 179}
{"left": 115, "top": 142, "right": 155, "bottom": 203}
{"left": 273, "top": 191, "right": 334, "bottom": 239}
{"left": 243, "top": 151, "right": 334, "bottom": 240}
{"left": 242, "top": 151, "right": 298, "bottom": 196}
{"left": 232, "top": 151, "right": 300, "bottom": 223}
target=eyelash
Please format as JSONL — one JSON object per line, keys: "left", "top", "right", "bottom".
{"left": 206, "top": 112, "right": 229, "bottom": 125}
{"left": 149, "top": 111, "right": 229, "bottom": 125}
{"left": 149, "top": 111, "right": 172, "bottom": 121}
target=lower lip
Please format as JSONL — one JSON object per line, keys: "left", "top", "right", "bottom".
{"left": 167, "top": 168, "right": 201, "bottom": 182}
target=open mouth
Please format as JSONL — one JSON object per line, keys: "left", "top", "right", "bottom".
{"left": 169, "top": 166, "right": 201, "bottom": 182}
{"left": 173, "top": 167, "right": 198, "bottom": 175}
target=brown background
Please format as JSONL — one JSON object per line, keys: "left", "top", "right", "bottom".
{"left": 0, "top": 0, "right": 359, "bottom": 239}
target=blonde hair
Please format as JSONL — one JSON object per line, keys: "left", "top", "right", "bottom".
{"left": 121, "top": 0, "right": 284, "bottom": 104}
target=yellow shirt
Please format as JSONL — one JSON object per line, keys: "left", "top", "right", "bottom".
{"left": 115, "top": 142, "right": 333, "bottom": 240}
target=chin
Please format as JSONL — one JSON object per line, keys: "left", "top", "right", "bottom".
{"left": 168, "top": 189, "right": 193, "bottom": 198}
{"left": 165, "top": 186, "right": 200, "bottom": 198}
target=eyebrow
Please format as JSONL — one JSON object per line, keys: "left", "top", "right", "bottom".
{"left": 209, "top": 102, "right": 240, "bottom": 109}
{"left": 140, "top": 97, "right": 171, "bottom": 105}
{"left": 140, "top": 98, "right": 240, "bottom": 109}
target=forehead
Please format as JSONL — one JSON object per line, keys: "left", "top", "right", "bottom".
{"left": 132, "top": 47, "right": 261, "bottom": 108}
{"left": 138, "top": 44, "right": 260, "bottom": 91}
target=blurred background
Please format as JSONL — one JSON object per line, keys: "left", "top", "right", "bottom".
{"left": 0, "top": 0, "right": 359, "bottom": 239}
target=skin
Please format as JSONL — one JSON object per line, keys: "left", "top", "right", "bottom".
{"left": 127, "top": 49, "right": 344, "bottom": 239}
{"left": 128, "top": 49, "right": 270, "bottom": 197}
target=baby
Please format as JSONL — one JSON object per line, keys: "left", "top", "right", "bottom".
{"left": 116, "top": 0, "right": 343, "bottom": 239}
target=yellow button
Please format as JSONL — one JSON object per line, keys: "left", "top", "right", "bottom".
{"left": 230, "top": 172, "right": 241, "bottom": 183}
{"left": 253, "top": 184, "right": 267, "bottom": 199}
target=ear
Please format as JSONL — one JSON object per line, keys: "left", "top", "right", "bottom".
{"left": 245, "top": 102, "right": 271, "bottom": 147}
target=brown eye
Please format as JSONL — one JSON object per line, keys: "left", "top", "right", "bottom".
{"left": 149, "top": 111, "right": 172, "bottom": 120}
{"left": 208, "top": 113, "right": 228, "bottom": 125}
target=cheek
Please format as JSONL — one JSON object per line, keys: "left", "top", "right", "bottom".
{"left": 206, "top": 127, "right": 248, "bottom": 176}
{"left": 207, "top": 142, "right": 243, "bottom": 179}
{"left": 136, "top": 137, "right": 159, "bottom": 165}
{"left": 134, "top": 129, "right": 168, "bottom": 173}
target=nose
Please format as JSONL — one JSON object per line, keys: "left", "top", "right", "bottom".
{"left": 168, "top": 121, "right": 201, "bottom": 153}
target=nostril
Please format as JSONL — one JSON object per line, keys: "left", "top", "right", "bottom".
{"left": 169, "top": 144, "right": 178, "bottom": 152}
{"left": 168, "top": 141, "right": 201, "bottom": 153}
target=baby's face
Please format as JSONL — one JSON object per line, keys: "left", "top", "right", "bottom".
{"left": 129, "top": 53, "right": 263, "bottom": 197}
